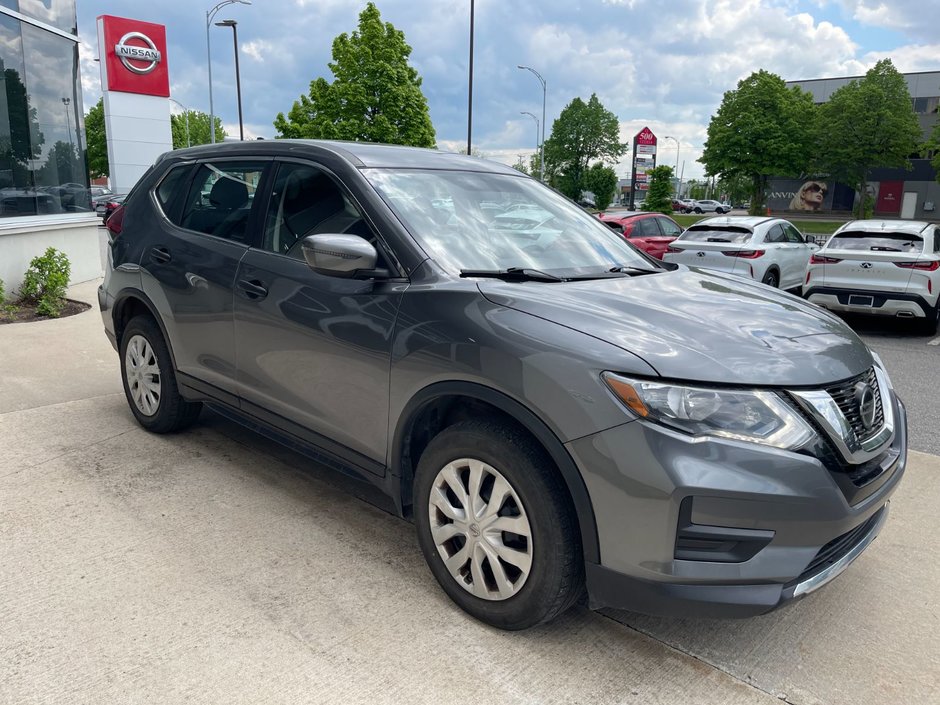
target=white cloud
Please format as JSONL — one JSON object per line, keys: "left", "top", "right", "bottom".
{"left": 840, "top": 0, "right": 940, "bottom": 39}
{"left": 241, "top": 40, "right": 272, "bottom": 62}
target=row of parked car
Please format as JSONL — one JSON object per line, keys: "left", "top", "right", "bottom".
{"left": 600, "top": 210, "right": 940, "bottom": 334}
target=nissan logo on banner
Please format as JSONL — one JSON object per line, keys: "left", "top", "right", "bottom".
{"left": 115, "top": 32, "right": 161, "bottom": 74}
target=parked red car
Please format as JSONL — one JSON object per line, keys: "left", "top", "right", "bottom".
{"left": 598, "top": 212, "right": 684, "bottom": 259}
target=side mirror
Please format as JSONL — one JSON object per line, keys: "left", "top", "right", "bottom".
{"left": 805, "top": 234, "right": 817, "bottom": 244}
{"left": 300, "top": 234, "right": 385, "bottom": 279}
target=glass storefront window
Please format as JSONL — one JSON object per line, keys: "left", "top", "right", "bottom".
{"left": 1, "top": 2, "right": 77, "bottom": 35}
{"left": 0, "top": 9, "right": 87, "bottom": 217}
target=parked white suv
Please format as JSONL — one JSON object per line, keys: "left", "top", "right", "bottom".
{"left": 803, "top": 220, "right": 940, "bottom": 334}
{"left": 664, "top": 216, "right": 818, "bottom": 290}
{"left": 690, "top": 199, "right": 728, "bottom": 214}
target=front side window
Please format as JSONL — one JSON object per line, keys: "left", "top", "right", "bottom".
{"left": 364, "top": 169, "right": 656, "bottom": 275}
{"left": 658, "top": 218, "right": 682, "bottom": 237}
{"left": 783, "top": 223, "right": 804, "bottom": 243}
{"left": 634, "top": 218, "right": 660, "bottom": 237}
{"left": 763, "top": 225, "right": 787, "bottom": 244}
{"left": 262, "top": 161, "right": 375, "bottom": 258}
{"left": 178, "top": 161, "right": 265, "bottom": 241}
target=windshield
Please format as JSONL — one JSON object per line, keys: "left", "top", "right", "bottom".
{"left": 828, "top": 231, "right": 923, "bottom": 253}
{"left": 677, "top": 226, "right": 752, "bottom": 244}
{"left": 364, "top": 169, "right": 656, "bottom": 275}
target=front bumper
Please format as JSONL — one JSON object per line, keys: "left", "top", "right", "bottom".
{"left": 571, "top": 393, "right": 906, "bottom": 618}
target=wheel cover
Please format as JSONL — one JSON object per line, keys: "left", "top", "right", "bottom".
{"left": 124, "top": 334, "right": 162, "bottom": 416}
{"left": 428, "top": 458, "right": 533, "bottom": 601}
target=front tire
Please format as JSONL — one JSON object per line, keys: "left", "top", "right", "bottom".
{"left": 694, "top": 207, "right": 702, "bottom": 214}
{"left": 414, "top": 420, "right": 583, "bottom": 630}
{"left": 715, "top": 207, "right": 724, "bottom": 214}
{"left": 120, "top": 315, "right": 201, "bottom": 433}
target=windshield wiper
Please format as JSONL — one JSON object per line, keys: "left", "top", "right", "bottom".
{"left": 608, "top": 265, "right": 660, "bottom": 275}
{"left": 460, "top": 267, "right": 565, "bottom": 282}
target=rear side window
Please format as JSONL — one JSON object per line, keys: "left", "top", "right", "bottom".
{"left": 828, "top": 231, "right": 923, "bottom": 253}
{"left": 633, "top": 218, "right": 660, "bottom": 237}
{"left": 154, "top": 165, "right": 190, "bottom": 220}
{"left": 177, "top": 161, "right": 267, "bottom": 242}
{"left": 678, "top": 226, "right": 752, "bottom": 244}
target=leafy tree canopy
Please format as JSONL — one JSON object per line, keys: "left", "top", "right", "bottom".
{"left": 85, "top": 98, "right": 108, "bottom": 179}
{"left": 171, "top": 110, "right": 226, "bottom": 149}
{"left": 543, "top": 93, "right": 626, "bottom": 200}
{"left": 582, "top": 163, "right": 618, "bottom": 211}
{"left": 701, "top": 69, "right": 815, "bottom": 214}
{"left": 273, "top": 2, "right": 435, "bottom": 147}
{"left": 643, "top": 165, "right": 674, "bottom": 215}
{"left": 817, "top": 59, "right": 921, "bottom": 216}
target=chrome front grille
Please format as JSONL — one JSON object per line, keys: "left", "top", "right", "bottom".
{"left": 789, "top": 365, "right": 895, "bottom": 465}
{"left": 824, "top": 367, "right": 885, "bottom": 444}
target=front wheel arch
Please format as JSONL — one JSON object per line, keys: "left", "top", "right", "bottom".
{"left": 391, "top": 381, "right": 600, "bottom": 565}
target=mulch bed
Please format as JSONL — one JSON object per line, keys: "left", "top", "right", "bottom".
{"left": 1, "top": 299, "right": 91, "bottom": 324}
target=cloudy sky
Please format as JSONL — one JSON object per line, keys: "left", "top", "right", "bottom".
{"left": 76, "top": 0, "right": 940, "bottom": 180}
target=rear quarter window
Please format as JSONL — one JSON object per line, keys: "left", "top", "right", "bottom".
{"left": 153, "top": 165, "right": 191, "bottom": 221}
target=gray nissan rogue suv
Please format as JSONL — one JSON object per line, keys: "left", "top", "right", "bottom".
{"left": 99, "top": 141, "right": 906, "bottom": 630}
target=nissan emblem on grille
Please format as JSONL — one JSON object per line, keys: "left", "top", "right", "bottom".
{"left": 854, "top": 381, "right": 877, "bottom": 431}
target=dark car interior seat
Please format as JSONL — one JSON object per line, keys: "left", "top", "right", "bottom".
{"left": 183, "top": 176, "right": 250, "bottom": 239}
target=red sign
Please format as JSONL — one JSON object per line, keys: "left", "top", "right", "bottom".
{"left": 100, "top": 15, "right": 170, "bottom": 97}
{"left": 875, "top": 180, "right": 903, "bottom": 214}
{"left": 635, "top": 127, "right": 657, "bottom": 146}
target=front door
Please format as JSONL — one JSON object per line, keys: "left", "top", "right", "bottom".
{"left": 233, "top": 160, "right": 405, "bottom": 474}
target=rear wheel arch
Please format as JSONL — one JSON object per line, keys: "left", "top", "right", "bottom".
{"left": 391, "top": 381, "right": 600, "bottom": 564}
{"left": 112, "top": 291, "right": 178, "bottom": 371}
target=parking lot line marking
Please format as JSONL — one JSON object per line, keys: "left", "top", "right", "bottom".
{"left": 928, "top": 336, "right": 940, "bottom": 346}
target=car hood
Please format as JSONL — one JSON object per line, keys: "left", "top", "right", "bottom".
{"left": 477, "top": 267, "right": 873, "bottom": 387}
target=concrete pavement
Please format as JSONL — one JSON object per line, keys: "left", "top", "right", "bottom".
{"left": 0, "top": 279, "right": 937, "bottom": 704}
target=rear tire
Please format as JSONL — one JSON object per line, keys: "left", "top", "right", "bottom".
{"left": 120, "top": 315, "right": 202, "bottom": 433}
{"left": 413, "top": 420, "right": 583, "bottom": 630}
{"left": 761, "top": 269, "right": 779, "bottom": 288}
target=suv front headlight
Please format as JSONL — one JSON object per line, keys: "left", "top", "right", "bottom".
{"left": 602, "top": 373, "right": 816, "bottom": 451}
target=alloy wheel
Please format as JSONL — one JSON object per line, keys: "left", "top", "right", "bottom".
{"left": 124, "top": 334, "right": 162, "bottom": 416}
{"left": 427, "top": 458, "right": 533, "bottom": 601}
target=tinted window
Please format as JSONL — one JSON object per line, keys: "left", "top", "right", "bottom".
{"left": 934, "top": 228, "right": 940, "bottom": 253}
{"left": 828, "top": 231, "right": 923, "bottom": 253}
{"left": 178, "top": 161, "right": 265, "bottom": 241}
{"left": 678, "top": 227, "right": 752, "bottom": 244}
{"left": 764, "top": 225, "right": 787, "bottom": 243}
{"left": 154, "top": 165, "right": 190, "bottom": 220}
{"left": 633, "top": 218, "right": 660, "bottom": 237}
{"left": 783, "top": 223, "right": 804, "bottom": 243}
{"left": 262, "top": 161, "right": 376, "bottom": 259}
{"left": 658, "top": 218, "right": 682, "bottom": 237}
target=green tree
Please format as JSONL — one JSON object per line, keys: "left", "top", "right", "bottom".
{"left": 85, "top": 98, "right": 108, "bottom": 179}
{"left": 582, "top": 163, "right": 618, "bottom": 211}
{"left": 701, "top": 70, "right": 815, "bottom": 215}
{"left": 511, "top": 156, "right": 529, "bottom": 174}
{"left": 644, "top": 165, "right": 674, "bottom": 214}
{"left": 0, "top": 65, "right": 43, "bottom": 188}
{"left": 817, "top": 59, "right": 921, "bottom": 218}
{"left": 171, "top": 110, "right": 226, "bottom": 149}
{"left": 273, "top": 3, "right": 435, "bottom": 147}
{"left": 543, "top": 93, "right": 626, "bottom": 200}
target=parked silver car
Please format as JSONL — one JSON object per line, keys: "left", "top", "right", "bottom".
{"left": 691, "top": 199, "right": 729, "bottom": 214}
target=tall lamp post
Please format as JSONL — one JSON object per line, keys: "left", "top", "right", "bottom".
{"left": 664, "top": 135, "right": 681, "bottom": 198}
{"left": 215, "top": 19, "right": 244, "bottom": 140}
{"left": 169, "top": 98, "right": 191, "bottom": 147}
{"left": 467, "top": 0, "right": 474, "bottom": 155}
{"left": 520, "top": 111, "right": 539, "bottom": 168}
{"left": 206, "top": 0, "right": 250, "bottom": 144}
{"left": 517, "top": 65, "right": 546, "bottom": 182}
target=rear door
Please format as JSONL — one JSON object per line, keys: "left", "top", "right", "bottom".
{"left": 140, "top": 158, "right": 270, "bottom": 403}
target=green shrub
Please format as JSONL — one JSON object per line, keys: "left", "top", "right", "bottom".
{"left": 19, "top": 247, "right": 70, "bottom": 318}
{"left": 0, "top": 277, "right": 5, "bottom": 307}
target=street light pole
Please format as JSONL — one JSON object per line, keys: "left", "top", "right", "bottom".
{"left": 206, "top": 0, "right": 250, "bottom": 144}
{"left": 520, "top": 111, "right": 539, "bottom": 168}
{"left": 61, "top": 97, "right": 72, "bottom": 146}
{"left": 517, "top": 65, "right": 546, "bottom": 182}
{"left": 665, "top": 135, "right": 681, "bottom": 198}
{"left": 467, "top": 0, "right": 474, "bottom": 155}
{"left": 215, "top": 19, "right": 244, "bottom": 140}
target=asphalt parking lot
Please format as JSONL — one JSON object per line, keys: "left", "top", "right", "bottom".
{"left": 1, "top": 280, "right": 938, "bottom": 705}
